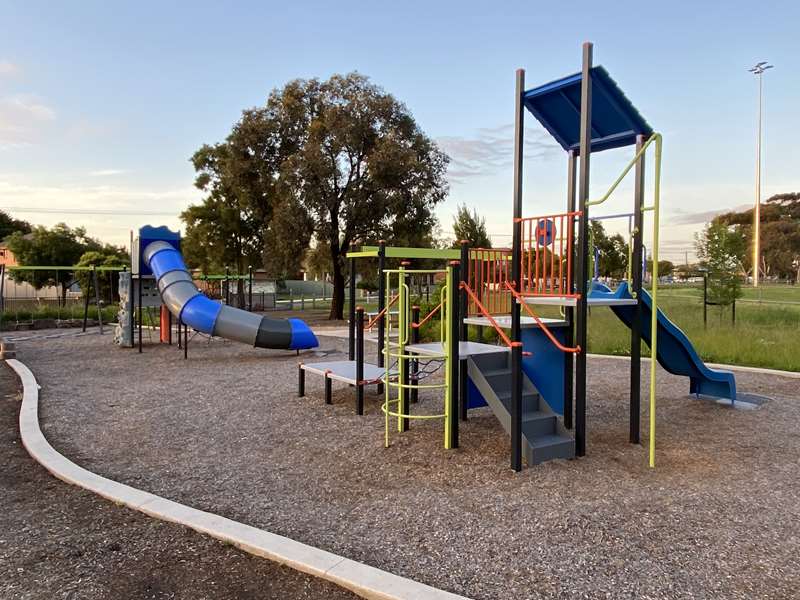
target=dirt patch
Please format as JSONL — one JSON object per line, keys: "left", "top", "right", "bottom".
{"left": 16, "top": 330, "right": 800, "bottom": 599}
{"left": 0, "top": 361, "right": 358, "bottom": 600}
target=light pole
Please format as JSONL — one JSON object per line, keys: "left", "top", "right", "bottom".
{"left": 749, "top": 61, "right": 773, "bottom": 287}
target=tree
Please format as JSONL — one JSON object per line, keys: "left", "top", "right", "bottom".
{"left": 264, "top": 73, "right": 448, "bottom": 319}
{"left": 589, "top": 221, "right": 628, "bottom": 279}
{"left": 646, "top": 259, "right": 675, "bottom": 277}
{"left": 0, "top": 210, "right": 31, "bottom": 241}
{"left": 5, "top": 224, "right": 103, "bottom": 305}
{"left": 716, "top": 192, "right": 800, "bottom": 281}
{"left": 695, "top": 221, "right": 746, "bottom": 306}
{"left": 452, "top": 204, "right": 491, "bottom": 248}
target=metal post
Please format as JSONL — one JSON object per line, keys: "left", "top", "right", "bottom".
{"left": 398, "top": 262, "right": 409, "bottom": 432}
{"left": 93, "top": 266, "right": 103, "bottom": 335}
{"left": 510, "top": 68, "right": 525, "bottom": 348}
{"left": 510, "top": 67, "right": 525, "bottom": 469}
{"left": 168, "top": 311, "right": 173, "bottom": 345}
{"left": 703, "top": 273, "right": 708, "bottom": 328}
{"left": 377, "top": 241, "right": 386, "bottom": 395}
{"left": 629, "top": 135, "right": 645, "bottom": 444}
{"left": 564, "top": 150, "right": 577, "bottom": 430}
{"left": 0, "top": 264, "right": 5, "bottom": 313}
{"left": 356, "top": 306, "right": 365, "bottom": 415}
{"left": 183, "top": 320, "right": 188, "bottom": 360}
{"left": 349, "top": 257, "right": 357, "bottom": 360}
{"left": 224, "top": 266, "right": 230, "bottom": 305}
{"left": 248, "top": 266, "right": 253, "bottom": 311}
{"left": 511, "top": 341, "right": 523, "bottom": 471}
{"left": 448, "top": 262, "right": 460, "bottom": 449}
{"left": 138, "top": 275, "right": 143, "bottom": 353}
{"left": 459, "top": 241, "right": 469, "bottom": 420}
{"left": 325, "top": 374, "right": 332, "bottom": 405}
{"left": 574, "top": 41, "right": 593, "bottom": 457}
{"left": 82, "top": 273, "right": 90, "bottom": 333}
{"left": 410, "top": 305, "right": 419, "bottom": 404}
{"left": 298, "top": 364, "right": 305, "bottom": 397}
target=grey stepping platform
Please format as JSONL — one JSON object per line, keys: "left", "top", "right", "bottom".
{"left": 300, "top": 360, "right": 392, "bottom": 384}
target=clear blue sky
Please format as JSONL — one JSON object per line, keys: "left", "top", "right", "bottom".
{"left": 1, "top": 0, "right": 797, "bottom": 261}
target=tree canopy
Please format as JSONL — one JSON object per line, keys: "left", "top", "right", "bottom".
{"left": 695, "top": 221, "right": 746, "bottom": 306}
{"left": 5, "top": 224, "right": 124, "bottom": 304}
{"left": 716, "top": 192, "right": 800, "bottom": 281}
{"left": 0, "top": 210, "right": 31, "bottom": 242}
{"left": 589, "top": 221, "right": 628, "bottom": 279}
{"left": 183, "top": 72, "right": 449, "bottom": 318}
{"left": 452, "top": 204, "right": 491, "bottom": 248}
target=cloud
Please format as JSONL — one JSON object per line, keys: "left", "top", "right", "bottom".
{"left": 666, "top": 203, "right": 752, "bottom": 225}
{"left": 0, "top": 177, "right": 199, "bottom": 245}
{"left": 0, "top": 93, "right": 56, "bottom": 148}
{"left": 437, "top": 124, "right": 560, "bottom": 183}
{"left": 0, "top": 61, "right": 20, "bottom": 77}
{"left": 89, "top": 169, "right": 127, "bottom": 177}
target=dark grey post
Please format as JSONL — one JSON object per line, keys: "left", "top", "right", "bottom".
{"left": 376, "top": 241, "right": 386, "bottom": 394}
{"left": 574, "top": 41, "right": 593, "bottom": 457}
{"left": 298, "top": 365, "right": 305, "bottom": 397}
{"left": 448, "top": 262, "right": 460, "bottom": 449}
{"left": 183, "top": 320, "right": 188, "bottom": 360}
{"left": 510, "top": 68, "right": 525, "bottom": 470}
{"left": 349, "top": 257, "right": 356, "bottom": 361}
{"left": 459, "top": 240, "right": 469, "bottom": 421}
{"left": 168, "top": 311, "right": 173, "bottom": 345}
{"left": 93, "top": 266, "right": 103, "bottom": 334}
{"left": 356, "top": 306, "right": 365, "bottom": 415}
{"left": 564, "top": 149, "right": 577, "bottom": 430}
{"left": 138, "top": 275, "right": 143, "bottom": 353}
{"left": 82, "top": 271, "right": 90, "bottom": 333}
{"left": 703, "top": 273, "right": 708, "bottom": 328}
{"left": 630, "top": 134, "right": 646, "bottom": 444}
{"left": 511, "top": 342, "right": 523, "bottom": 471}
{"left": 248, "top": 266, "right": 253, "bottom": 311}
{"left": 0, "top": 264, "right": 6, "bottom": 312}
{"left": 224, "top": 266, "right": 230, "bottom": 305}
{"left": 325, "top": 374, "right": 332, "bottom": 405}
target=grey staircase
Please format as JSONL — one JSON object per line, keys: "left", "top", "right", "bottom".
{"left": 468, "top": 351, "right": 574, "bottom": 465}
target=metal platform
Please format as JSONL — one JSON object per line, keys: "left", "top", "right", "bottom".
{"left": 463, "top": 315, "right": 568, "bottom": 329}
{"left": 404, "top": 341, "right": 509, "bottom": 360}
{"left": 300, "top": 360, "right": 392, "bottom": 385}
{"left": 518, "top": 296, "right": 637, "bottom": 307}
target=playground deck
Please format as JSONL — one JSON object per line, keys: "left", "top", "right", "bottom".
{"left": 18, "top": 330, "right": 800, "bottom": 600}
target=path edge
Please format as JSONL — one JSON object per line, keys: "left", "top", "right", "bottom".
{"left": 7, "top": 358, "right": 469, "bottom": 600}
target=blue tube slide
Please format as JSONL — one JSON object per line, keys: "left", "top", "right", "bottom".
{"left": 143, "top": 241, "right": 318, "bottom": 350}
{"left": 591, "top": 281, "right": 736, "bottom": 400}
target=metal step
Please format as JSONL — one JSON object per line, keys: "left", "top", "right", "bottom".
{"left": 525, "top": 434, "right": 575, "bottom": 465}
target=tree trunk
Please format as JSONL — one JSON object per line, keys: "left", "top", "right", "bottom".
{"left": 61, "top": 283, "right": 68, "bottom": 308}
{"left": 329, "top": 258, "right": 345, "bottom": 320}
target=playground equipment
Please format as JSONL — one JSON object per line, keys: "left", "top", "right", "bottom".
{"left": 116, "top": 226, "right": 318, "bottom": 353}
{"left": 298, "top": 42, "right": 738, "bottom": 470}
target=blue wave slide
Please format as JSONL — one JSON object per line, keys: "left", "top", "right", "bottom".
{"left": 591, "top": 281, "right": 736, "bottom": 400}
{"left": 143, "top": 241, "right": 318, "bottom": 350}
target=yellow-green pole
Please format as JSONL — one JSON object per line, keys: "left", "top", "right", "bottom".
{"left": 444, "top": 265, "right": 453, "bottom": 449}
{"left": 384, "top": 269, "right": 392, "bottom": 448}
{"left": 646, "top": 134, "right": 663, "bottom": 468}
{"left": 397, "top": 264, "right": 406, "bottom": 432}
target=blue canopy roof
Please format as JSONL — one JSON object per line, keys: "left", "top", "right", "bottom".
{"left": 523, "top": 66, "right": 652, "bottom": 154}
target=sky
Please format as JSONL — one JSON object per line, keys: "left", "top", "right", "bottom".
{"left": 1, "top": 0, "right": 798, "bottom": 263}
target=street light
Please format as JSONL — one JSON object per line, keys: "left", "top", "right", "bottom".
{"left": 749, "top": 61, "right": 773, "bottom": 287}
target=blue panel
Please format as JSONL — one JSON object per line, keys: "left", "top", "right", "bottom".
{"left": 522, "top": 66, "right": 652, "bottom": 154}
{"left": 288, "top": 318, "right": 319, "bottom": 350}
{"left": 520, "top": 327, "right": 567, "bottom": 414}
{"left": 147, "top": 248, "right": 187, "bottom": 280}
{"left": 467, "top": 378, "right": 488, "bottom": 409}
{"left": 139, "top": 225, "right": 181, "bottom": 276}
{"left": 180, "top": 294, "right": 222, "bottom": 335}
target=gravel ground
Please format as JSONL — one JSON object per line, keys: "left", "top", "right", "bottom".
{"left": 0, "top": 357, "right": 358, "bottom": 600}
{"left": 15, "top": 328, "right": 800, "bottom": 600}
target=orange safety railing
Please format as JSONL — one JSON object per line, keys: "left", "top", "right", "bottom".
{"left": 459, "top": 282, "right": 515, "bottom": 349}
{"left": 367, "top": 293, "right": 399, "bottom": 330}
{"left": 411, "top": 301, "right": 443, "bottom": 330}
{"left": 466, "top": 248, "right": 513, "bottom": 316}
{"left": 503, "top": 282, "right": 581, "bottom": 353}
{"left": 515, "top": 210, "right": 581, "bottom": 298}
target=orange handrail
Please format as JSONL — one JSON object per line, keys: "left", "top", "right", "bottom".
{"left": 367, "top": 294, "right": 399, "bottom": 330}
{"left": 459, "top": 282, "right": 514, "bottom": 349}
{"left": 411, "top": 301, "right": 443, "bottom": 329}
{"left": 503, "top": 282, "right": 581, "bottom": 354}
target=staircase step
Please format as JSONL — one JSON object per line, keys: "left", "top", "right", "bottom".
{"left": 525, "top": 434, "right": 575, "bottom": 465}
{"left": 496, "top": 390, "right": 540, "bottom": 413}
{"left": 521, "top": 411, "right": 558, "bottom": 437}
{"left": 471, "top": 352, "right": 509, "bottom": 372}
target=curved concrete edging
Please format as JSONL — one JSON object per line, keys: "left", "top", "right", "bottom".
{"left": 7, "top": 358, "right": 469, "bottom": 600}
{"left": 586, "top": 353, "right": 800, "bottom": 379}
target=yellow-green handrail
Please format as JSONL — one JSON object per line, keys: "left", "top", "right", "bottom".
{"left": 586, "top": 133, "right": 659, "bottom": 208}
